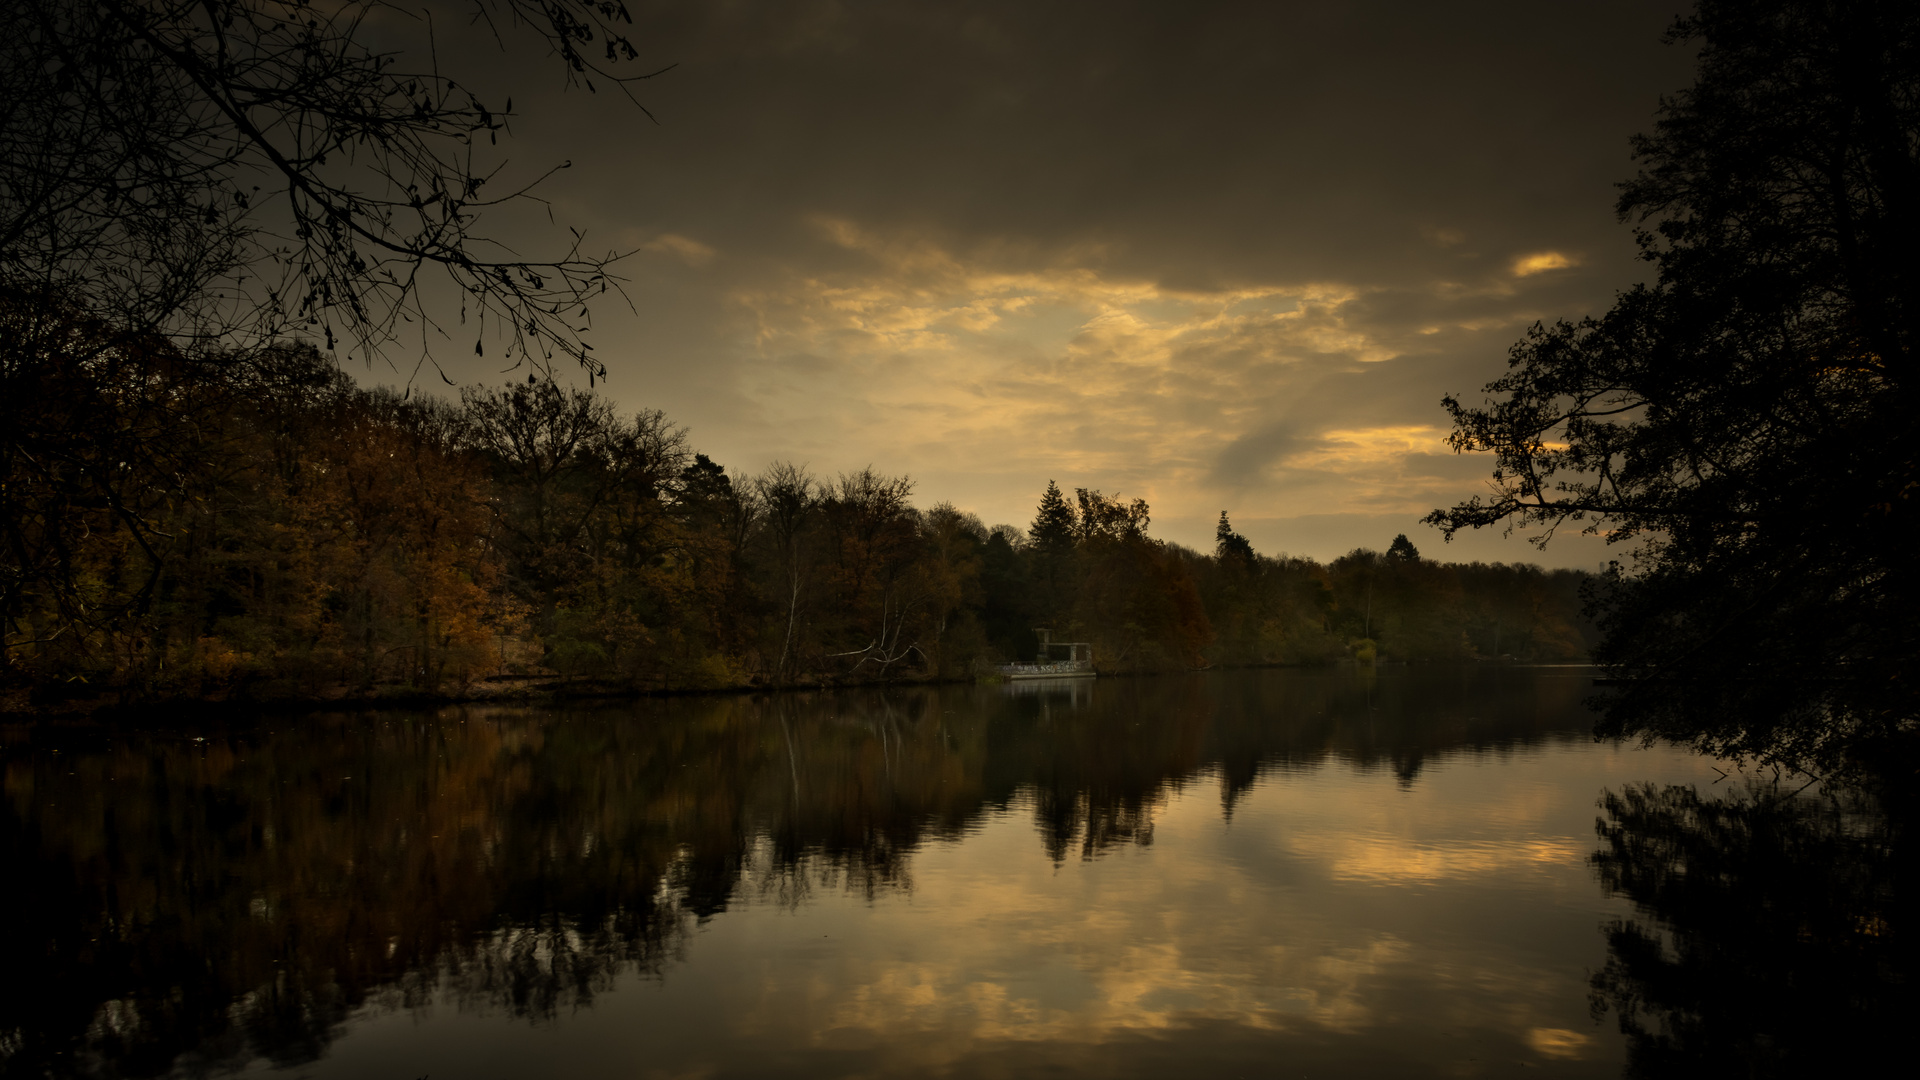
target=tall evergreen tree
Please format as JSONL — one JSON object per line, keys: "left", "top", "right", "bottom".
{"left": 1028, "top": 481, "right": 1079, "bottom": 628}
{"left": 1030, "top": 481, "right": 1077, "bottom": 556}
{"left": 1215, "top": 512, "right": 1257, "bottom": 564}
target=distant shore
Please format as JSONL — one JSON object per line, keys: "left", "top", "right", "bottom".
{"left": 2, "top": 657, "right": 1587, "bottom": 725}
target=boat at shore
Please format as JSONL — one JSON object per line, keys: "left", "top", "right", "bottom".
{"left": 997, "top": 629, "right": 1096, "bottom": 680}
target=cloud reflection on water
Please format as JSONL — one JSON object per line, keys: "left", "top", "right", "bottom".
{"left": 5, "top": 668, "right": 1857, "bottom": 1080}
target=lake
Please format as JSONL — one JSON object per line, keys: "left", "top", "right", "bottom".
{"left": 2, "top": 667, "right": 1903, "bottom": 1078}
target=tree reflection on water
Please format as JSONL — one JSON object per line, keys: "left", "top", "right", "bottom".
{"left": 1589, "top": 780, "right": 1913, "bottom": 1078}
{"left": 2, "top": 669, "right": 1577, "bottom": 1076}
{"left": 7, "top": 669, "right": 1903, "bottom": 1078}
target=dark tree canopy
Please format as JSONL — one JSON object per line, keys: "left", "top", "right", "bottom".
{"left": 1427, "top": 0, "right": 1920, "bottom": 778}
{"left": 1, "top": 0, "right": 660, "bottom": 662}
{"left": 1, "top": 0, "right": 660, "bottom": 372}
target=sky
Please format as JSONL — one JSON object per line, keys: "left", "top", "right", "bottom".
{"left": 397, "top": 0, "right": 1698, "bottom": 568}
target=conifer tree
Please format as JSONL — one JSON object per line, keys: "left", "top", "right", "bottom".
{"left": 1028, "top": 481, "right": 1079, "bottom": 627}
{"left": 1215, "top": 512, "right": 1257, "bottom": 564}
{"left": 1029, "top": 481, "right": 1077, "bottom": 556}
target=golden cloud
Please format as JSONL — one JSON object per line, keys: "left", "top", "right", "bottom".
{"left": 719, "top": 221, "right": 1551, "bottom": 535}
{"left": 1296, "top": 426, "right": 1453, "bottom": 471}
{"left": 1511, "top": 251, "right": 1577, "bottom": 276}
{"left": 1527, "top": 1027, "right": 1596, "bottom": 1059}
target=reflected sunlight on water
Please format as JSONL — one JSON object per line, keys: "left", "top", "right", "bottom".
{"left": 3, "top": 667, "right": 1900, "bottom": 1079}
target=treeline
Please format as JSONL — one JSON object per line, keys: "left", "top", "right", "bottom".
{"left": 4, "top": 335, "right": 1592, "bottom": 700}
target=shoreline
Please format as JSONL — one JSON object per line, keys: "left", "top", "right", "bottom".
{"left": 0, "top": 657, "right": 1589, "bottom": 725}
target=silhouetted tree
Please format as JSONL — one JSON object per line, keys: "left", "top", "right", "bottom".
{"left": 1427, "top": 0, "right": 1920, "bottom": 776}
{"left": 818, "top": 468, "right": 926, "bottom": 676}
{"left": 1, "top": 0, "right": 655, "bottom": 370}
{"left": 1215, "top": 512, "right": 1256, "bottom": 564}
{"left": 1065, "top": 490, "right": 1209, "bottom": 670}
{"left": 2, "top": 0, "right": 662, "bottom": 675}
{"left": 1027, "top": 480, "right": 1078, "bottom": 626}
{"left": 1030, "top": 482, "right": 1075, "bottom": 551}
{"left": 461, "top": 380, "right": 618, "bottom": 614}
{"left": 754, "top": 461, "right": 819, "bottom": 679}
{"left": 1385, "top": 534, "right": 1420, "bottom": 562}
{"left": 677, "top": 453, "right": 762, "bottom": 657}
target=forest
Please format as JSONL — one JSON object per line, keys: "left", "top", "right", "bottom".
{"left": 4, "top": 337, "right": 1593, "bottom": 705}
{"left": 2, "top": 0, "right": 1912, "bottom": 776}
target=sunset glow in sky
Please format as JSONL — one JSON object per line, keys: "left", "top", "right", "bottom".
{"left": 407, "top": 1, "right": 1696, "bottom": 566}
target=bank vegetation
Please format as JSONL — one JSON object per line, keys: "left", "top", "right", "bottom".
{"left": 3, "top": 341, "right": 1592, "bottom": 710}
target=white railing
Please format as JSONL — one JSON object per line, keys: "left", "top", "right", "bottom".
{"left": 997, "top": 660, "right": 1094, "bottom": 677}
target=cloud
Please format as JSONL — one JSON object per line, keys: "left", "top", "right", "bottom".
{"left": 722, "top": 222, "right": 1576, "bottom": 547}
{"left": 1511, "top": 251, "right": 1578, "bottom": 276}
{"left": 420, "top": 0, "right": 1697, "bottom": 565}
{"left": 641, "top": 233, "right": 718, "bottom": 267}
{"left": 1528, "top": 1027, "right": 1598, "bottom": 1059}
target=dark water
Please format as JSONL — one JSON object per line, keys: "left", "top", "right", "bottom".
{"left": 1, "top": 668, "right": 1906, "bottom": 1079}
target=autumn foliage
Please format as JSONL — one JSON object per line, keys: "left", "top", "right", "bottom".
{"left": 1, "top": 345, "right": 1592, "bottom": 703}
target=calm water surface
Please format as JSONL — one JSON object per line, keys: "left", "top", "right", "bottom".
{"left": 3, "top": 668, "right": 1904, "bottom": 1078}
